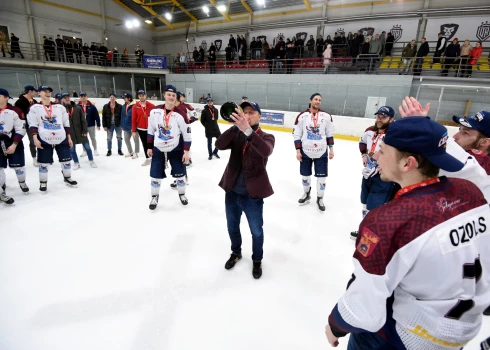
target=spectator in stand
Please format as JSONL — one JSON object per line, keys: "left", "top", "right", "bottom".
{"left": 467, "top": 41, "right": 483, "bottom": 78}
{"left": 225, "top": 44, "right": 232, "bottom": 64}
{"left": 316, "top": 35, "right": 324, "bottom": 58}
{"left": 286, "top": 41, "right": 296, "bottom": 74}
{"left": 250, "top": 37, "right": 258, "bottom": 59}
{"left": 207, "top": 93, "right": 212, "bottom": 99}
{"left": 10, "top": 33, "right": 24, "bottom": 59}
{"left": 199, "top": 46, "right": 205, "bottom": 65}
{"left": 229, "top": 35, "right": 237, "bottom": 54}
{"left": 15, "top": 85, "right": 38, "bottom": 166}
{"left": 193, "top": 47, "right": 199, "bottom": 65}
{"left": 121, "top": 92, "right": 138, "bottom": 159}
{"left": 209, "top": 41, "right": 216, "bottom": 54}
{"left": 113, "top": 47, "right": 118, "bottom": 67}
{"left": 135, "top": 45, "right": 144, "bottom": 68}
{"left": 74, "top": 40, "right": 82, "bottom": 64}
{"left": 433, "top": 32, "right": 447, "bottom": 64}
{"left": 89, "top": 42, "right": 98, "bottom": 65}
{"left": 78, "top": 92, "right": 100, "bottom": 156}
{"left": 82, "top": 43, "right": 89, "bottom": 64}
{"left": 275, "top": 45, "right": 285, "bottom": 73}
{"left": 337, "top": 33, "right": 347, "bottom": 57}
{"left": 122, "top": 48, "right": 129, "bottom": 67}
{"left": 323, "top": 44, "right": 332, "bottom": 74}
{"left": 459, "top": 39, "right": 472, "bottom": 77}
{"left": 262, "top": 38, "right": 269, "bottom": 59}
{"left": 55, "top": 35, "right": 64, "bottom": 62}
{"left": 400, "top": 40, "right": 417, "bottom": 75}
{"left": 132, "top": 89, "right": 155, "bottom": 166}
{"left": 209, "top": 49, "right": 216, "bottom": 74}
{"left": 385, "top": 32, "right": 394, "bottom": 56}
{"left": 441, "top": 38, "right": 460, "bottom": 76}
{"left": 380, "top": 31, "right": 386, "bottom": 56}
{"left": 72, "top": 90, "right": 78, "bottom": 97}
{"left": 200, "top": 98, "right": 221, "bottom": 160}
{"left": 236, "top": 35, "right": 242, "bottom": 56}
{"left": 351, "top": 31, "right": 364, "bottom": 64}
{"left": 369, "top": 34, "right": 382, "bottom": 55}
{"left": 296, "top": 35, "right": 305, "bottom": 58}
{"left": 305, "top": 35, "right": 315, "bottom": 57}
{"left": 102, "top": 93, "right": 123, "bottom": 157}
{"left": 238, "top": 44, "right": 245, "bottom": 64}
{"left": 65, "top": 39, "right": 74, "bottom": 63}
{"left": 98, "top": 43, "right": 108, "bottom": 66}
{"left": 42, "top": 36, "right": 50, "bottom": 61}
{"left": 199, "top": 94, "right": 206, "bottom": 103}
{"left": 180, "top": 52, "right": 186, "bottom": 72}
{"left": 413, "top": 37, "right": 429, "bottom": 76}
{"left": 107, "top": 50, "right": 113, "bottom": 66}
{"left": 266, "top": 44, "right": 275, "bottom": 74}
{"left": 359, "top": 38, "right": 371, "bottom": 71}
{"left": 0, "top": 31, "right": 10, "bottom": 58}
{"left": 325, "top": 35, "right": 333, "bottom": 48}
{"left": 150, "top": 94, "right": 158, "bottom": 100}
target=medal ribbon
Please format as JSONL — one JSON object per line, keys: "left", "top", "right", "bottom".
{"left": 67, "top": 107, "right": 74, "bottom": 117}
{"left": 394, "top": 177, "right": 440, "bottom": 199}
{"left": 369, "top": 130, "right": 385, "bottom": 157}
{"left": 164, "top": 107, "right": 174, "bottom": 128}
{"left": 243, "top": 128, "right": 261, "bottom": 155}
{"left": 209, "top": 108, "right": 215, "bottom": 120}
{"left": 110, "top": 103, "right": 115, "bottom": 116}
{"left": 310, "top": 108, "right": 319, "bottom": 128}
{"left": 0, "top": 105, "right": 7, "bottom": 114}
{"left": 43, "top": 103, "right": 53, "bottom": 120}
{"left": 81, "top": 104, "right": 87, "bottom": 114}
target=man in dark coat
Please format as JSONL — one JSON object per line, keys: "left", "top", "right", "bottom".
{"left": 73, "top": 40, "right": 82, "bottom": 64}
{"left": 64, "top": 39, "right": 74, "bottom": 63}
{"left": 200, "top": 98, "right": 221, "bottom": 159}
{"left": 55, "top": 35, "right": 65, "bottom": 62}
{"left": 9, "top": 33, "right": 24, "bottom": 59}
{"left": 215, "top": 101, "right": 275, "bottom": 279}
{"left": 102, "top": 93, "right": 123, "bottom": 156}
{"left": 89, "top": 42, "right": 98, "bottom": 65}
{"left": 82, "top": 43, "right": 90, "bottom": 64}
{"left": 15, "top": 85, "right": 38, "bottom": 165}
{"left": 62, "top": 93, "right": 96, "bottom": 169}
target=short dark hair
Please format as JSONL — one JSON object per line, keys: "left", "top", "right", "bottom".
{"left": 396, "top": 151, "right": 439, "bottom": 178}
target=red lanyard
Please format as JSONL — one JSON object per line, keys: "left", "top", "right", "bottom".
{"left": 369, "top": 130, "right": 385, "bottom": 157}
{"left": 310, "top": 108, "right": 319, "bottom": 127}
{"left": 110, "top": 103, "right": 115, "bottom": 115}
{"left": 81, "top": 104, "right": 87, "bottom": 114}
{"left": 141, "top": 103, "right": 147, "bottom": 117}
{"left": 67, "top": 107, "right": 74, "bottom": 117}
{"left": 243, "top": 128, "right": 260, "bottom": 155}
{"left": 164, "top": 107, "right": 174, "bottom": 128}
{"left": 394, "top": 177, "right": 440, "bottom": 199}
{"left": 210, "top": 108, "right": 215, "bottom": 120}
{"left": 43, "top": 103, "right": 53, "bottom": 119}
{"left": 0, "top": 105, "right": 7, "bottom": 114}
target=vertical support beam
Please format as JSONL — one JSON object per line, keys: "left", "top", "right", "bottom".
{"left": 16, "top": 73, "right": 21, "bottom": 91}
{"left": 159, "top": 78, "right": 162, "bottom": 100}
{"left": 57, "top": 74, "right": 61, "bottom": 92}
{"left": 94, "top": 76, "right": 98, "bottom": 97}
{"left": 417, "top": 0, "right": 430, "bottom": 42}
{"left": 113, "top": 76, "right": 117, "bottom": 94}
{"left": 100, "top": 0, "right": 107, "bottom": 45}
{"left": 79, "top": 75, "right": 82, "bottom": 93}
{"left": 131, "top": 74, "right": 135, "bottom": 97}
{"left": 435, "top": 86, "right": 444, "bottom": 121}
{"left": 318, "top": 4, "right": 327, "bottom": 38}
{"left": 24, "top": 0, "right": 39, "bottom": 60}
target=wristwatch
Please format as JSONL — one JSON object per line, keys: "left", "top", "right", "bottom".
{"left": 243, "top": 127, "right": 253, "bottom": 137}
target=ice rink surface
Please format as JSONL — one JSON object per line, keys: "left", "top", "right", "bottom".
{"left": 1, "top": 123, "right": 488, "bottom": 350}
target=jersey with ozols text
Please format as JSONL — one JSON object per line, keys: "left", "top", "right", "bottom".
{"left": 147, "top": 106, "right": 192, "bottom": 153}
{"left": 27, "top": 103, "right": 71, "bottom": 145}
{"left": 293, "top": 109, "right": 334, "bottom": 158}
{"left": 0, "top": 105, "right": 26, "bottom": 143}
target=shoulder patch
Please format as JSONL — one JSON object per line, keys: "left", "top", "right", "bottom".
{"left": 357, "top": 227, "right": 380, "bottom": 257}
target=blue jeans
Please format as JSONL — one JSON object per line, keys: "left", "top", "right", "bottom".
{"left": 207, "top": 137, "right": 218, "bottom": 156}
{"left": 107, "top": 124, "right": 122, "bottom": 151}
{"left": 347, "top": 332, "right": 391, "bottom": 350}
{"left": 225, "top": 191, "right": 264, "bottom": 261}
{"left": 71, "top": 142, "right": 93, "bottom": 163}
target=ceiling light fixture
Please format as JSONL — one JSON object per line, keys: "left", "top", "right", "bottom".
{"left": 145, "top": 19, "right": 152, "bottom": 24}
{"left": 125, "top": 20, "right": 134, "bottom": 29}
{"left": 132, "top": 19, "right": 140, "bottom": 27}
{"left": 165, "top": 12, "right": 172, "bottom": 20}
{"left": 257, "top": 0, "right": 265, "bottom": 7}
{"left": 202, "top": 5, "right": 210, "bottom": 17}
{"left": 217, "top": 4, "right": 226, "bottom": 11}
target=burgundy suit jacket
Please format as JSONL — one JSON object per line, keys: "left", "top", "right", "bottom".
{"left": 216, "top": 126, "right": 275, "bottom": 199}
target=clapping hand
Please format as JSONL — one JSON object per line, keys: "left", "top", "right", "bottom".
{"left": 398, "top": 96, "right": 430, "bottom": 118}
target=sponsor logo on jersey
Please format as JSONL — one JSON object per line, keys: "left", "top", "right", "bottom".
{"left": 157, "top": 124, "right": 174, "bottom": 141}
{"left": 436, "top": 198, "right": 468, "bottom": 213}
{"left": 306, "top": 126, "right": 322, "bottom": 141}
{"left": 357, "top": 227, "right": 380, "bottom": 257}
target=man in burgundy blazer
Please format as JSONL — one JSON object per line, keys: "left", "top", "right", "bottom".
{"left": 216, "top": 101, "right": 275, "bottom": 279}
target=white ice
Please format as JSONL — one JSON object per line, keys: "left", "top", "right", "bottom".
{"left": 1, "top": 124, "right": 489, "bottom": 350}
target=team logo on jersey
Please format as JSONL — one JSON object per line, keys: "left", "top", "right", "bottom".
{"left": 41, "top": 116, "right": 61, "bottom": 130}
{"left": 306, "top": 125, "right": 322, "bottom": 141}
{"left": 440, "top": 23, "right": 459, "bottom": 40}
{"left": 214, "top": 39, "right": 222, "bottom": 51}
{"left": 157, "top": 124, "right": 174, "bottom": 141}
{"left": 476, "top": 21, "right": 490, "bottom": 42}
{"left": 357, "top": 228, "right": 380, "bottom": 257}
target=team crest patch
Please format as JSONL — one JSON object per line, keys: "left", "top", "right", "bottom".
{"left": 357, "top": 227, "right": 380, "bottom": 257}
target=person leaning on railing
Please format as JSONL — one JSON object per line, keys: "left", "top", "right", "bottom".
{"left": 467, "top": 41, "right": 483, "bottom": 78}
{"left": 441, "top": 38, "right": 461, "bottom": 77}
{"left": 399, "top": 40, "right": 417, "bottom": 75}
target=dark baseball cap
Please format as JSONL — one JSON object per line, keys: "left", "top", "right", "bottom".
{"left": 242, "top": 96, "right": 248, "bottom": 99}
{"left": 123, "top": 92, "right": 133, "bottom": 99}
{"left": 240, "top": 101, "right": 261, "bottom": 115}
{"left": 384, "top": 117, "right": 464, "bottom": 172}
{"left": 61, "top": 92, "right": 70, "bottom": 98}
{"left": 54, "top": 93, "right": 62, "bottom": 100}
{"left": 452, "top": 111, "right": 490, "bottom": 138}
{"left": 79, "top": 91, "right": 87, "bottom": 96}
{"left": 24, "top": 85, "right": 38, "bottom": 92}
{"left": 375, "top": 106, "right": 395, "bottom": 118}
{"left": 109, "top": 93, "right": 117, "bottom": 98}
{"left": 38, "top": 85, "right": 53, "bottom": 92}
{"left": 137, "top": 89, "right": 146, "bottom": 95}
{"left": 0, "top": 88, "right": 12, "bottom": 99}
{"left": 164, "top": 85, "right": 177, "bottom": 93}
{"left": 206, "top": 97, "right": 213, "bottom": 102}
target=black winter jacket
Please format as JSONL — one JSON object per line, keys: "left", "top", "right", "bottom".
{"left": 200, "top": 105, "right": 221, "bottom": 139}
{"left": 65, "top": 103, "right": 89, "bottom": 144}
{"left": 15, "top": 94, "right": 37, "bottom": 126}
{"left": 102, "top": 102, "right": 123, "bottom": 128}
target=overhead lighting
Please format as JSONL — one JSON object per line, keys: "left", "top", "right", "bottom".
{"left": 125, "top": 20, "right": 134, "bottom": 29}
{"left": 257, "top": 0, "right": 265, "bottom": 7}
{"left": 202, "top": 5, "right": 209, "bottom": 13}
{"left": 105, "top": 37, "right": 108, "bottom": 40}
{"left": 73, "top": 36, "right": 76, "bottom": 39}
{"left": 132, "top": 19, "right": 140, "bottom": 27}
{"left": 217, "top": 4, "right": 226, "bottom": 11}
{"left": 145, "top": 19, "right": 152, "bottom": 24}
{"left": 165, "top": 12, "right": 172, "bottom": 20}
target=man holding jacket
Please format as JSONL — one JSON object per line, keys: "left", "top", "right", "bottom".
{"left": 102, "top": 93, "right": 123, "bottom": 156}
{"left": 216, "top": 101, "right": 275, "bottom": 279}
{"left": 200, "top": 98, "right": 221, "bottom": 160}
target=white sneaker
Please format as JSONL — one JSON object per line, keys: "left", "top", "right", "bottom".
{"left": 33, "top": 159, "right": 38, "bottom": 167}
{"left": 132, "top": 153, "right": 138, "bottom": 159}
{"left": 90, "top": 161, "right": 97, "bottom": 168}
{"left": 141, "top": 158, "right": 151, "bottom": 166}
{"left": 125, "top": 153, "right": 133, "bottom": 158}
{"left": 94, "top": 150, "right": 99, "bottom": 156}
{"left": 80, "top": 150, "right": 87, "bottom": 157}
{"left": 73, "top": 163, "right": 81, "bottom": 170}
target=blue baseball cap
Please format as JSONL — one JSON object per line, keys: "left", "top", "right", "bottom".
{"left": 240, "top": 101, "right": 262, "bottom": 115}
{"left": 375, "top": 106, "right": 395, "bottom": 118}
{"left": 177, "top": 91, "right": 182, "bottom": 99}
{"left": 79, "top": 91, "right": 87, "bottom": 96}
{"left": 123, "top": 92, "right": 132, "bottom": 99}
{"left": 242, "top": 96, "right": 248, "bottom": 99}
{"left": 384, "top": 117, "right": 464, "bottom": 172}
{"left": 61, "top": 92, "right": 70, "bottom": 98}
{"left": 38, "top": 85, "right": 53, "bottom": 92}
{"left": 206, "top": 97, "right": 213, "bottom": 102}
{"left": 453, "top": 111, "right": 490, "bottom": 138}
{"left": 0, "top": 88, "right": 12, "bottom": 99}
{"left": 137, "top": 89, "right": 146, "bottom": 95}
{"left": 109, "top": 92, "right": 117, "bottom": 98}
{"left": 164, "top": 85, "right": 177, "bottom": 94}
{"left": 24, "top": 85, "right": 38, "bottom": 92}
{"left": 54, "top": 93, "right": 62, "bottom": 100}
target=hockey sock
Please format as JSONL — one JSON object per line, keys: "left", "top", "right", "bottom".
{"left": 302, "top": 176, "right": 311, "bottom": 193}
{"left": 317, "top": 177, "right": 326, "bottom": 198}
{"left": 39, "top": 163, "right": 49, "bottom": 182}
{"left": 150, "top": 178, "right": 162, "bottom": 196}
{"left": 61, "top": 162, "right": 71, "bottom": 178}
{"left": 0, "top": 167, "right": 5, "bottom": 190}
{"left": 176, "top": 176, "right": 186, "bottom": 195}
{"left": 13, "top": 167, "right": 26, "bottom": 183}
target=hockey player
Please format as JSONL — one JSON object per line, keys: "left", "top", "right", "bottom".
{"left": 14, "top": 85, "right": 38, "bottom": 166}
{"left": 147, "top": 85, "right": 191, "bottom": 210}
{"left": 132, "top": 89, "right": 155, "bottom": 166}
{"left": 0, "top": 88, "right": 29, "bottom": 204}
{"left": 350, "top": 106, "right": 395, "bottom": 239}
{"left": 293, "top": 93, "right": 334, "bottom": 212}
{"left": 27, "top": 85, "right": 77, "bottom": 191}
{"left": 325, "top": 117, "right": 490, "bottom": 349}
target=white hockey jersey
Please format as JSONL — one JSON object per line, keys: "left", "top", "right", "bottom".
{"left": 0, "top": 105, "right": 26, "bottom": 143}
{"left": 27, "top": 103, "right": 70, "bottom": 145}
{"left": 293, "top": 109, "right": 334, "bottom": 159}
{"left": 148, "top": 106, "right": 192, "bottom": 153}
{"left": 329, "top": 177, "right": 490, "bottom": 349}
{"left": 359, "top": 126, "right": 386, "bottom": 179}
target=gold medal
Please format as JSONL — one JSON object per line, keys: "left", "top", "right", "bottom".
{"left": 368, "top": 152, "right": 374, "bottom": 158}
